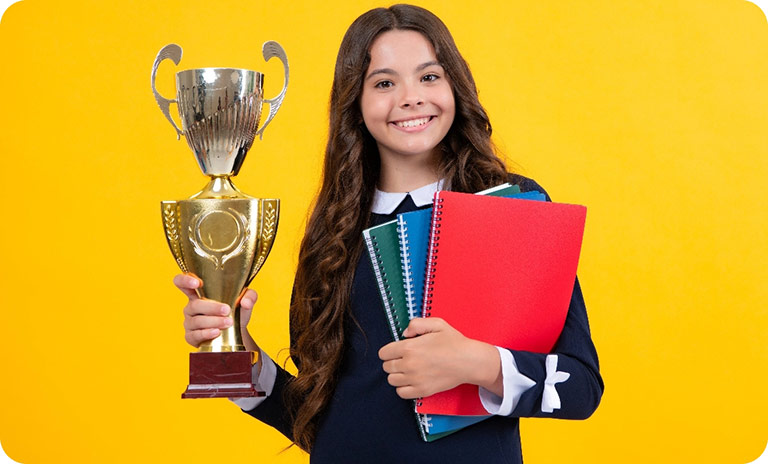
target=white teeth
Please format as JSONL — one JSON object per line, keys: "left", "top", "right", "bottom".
{"left": 395, "top": 117, "right": 430, "bottom": 128}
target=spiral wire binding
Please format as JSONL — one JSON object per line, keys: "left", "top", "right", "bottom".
{"left": 397, "top": 217, "right": 417, "bottom": 321}
{"left": 417, "top": 195, "right": 444, "bottom": 411}
{"left": 418, "top": 413, "right": 433, "bottom": 432}
{"left": 423, "top": 196, "right": 444, "bottom": 319}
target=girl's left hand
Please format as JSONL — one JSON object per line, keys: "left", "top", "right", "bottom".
{"left": 378, "top": 317, "right": 502, "bottom": 399}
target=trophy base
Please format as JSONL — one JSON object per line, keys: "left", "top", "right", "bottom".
{"left": 182, "top": 351, "right": 265, "bottom": 399}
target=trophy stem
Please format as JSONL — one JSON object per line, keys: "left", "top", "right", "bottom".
{"left": 191, "top": 175, "right": 253, "bottom": 200}
{"left": 199, "top": 287, "right": 248, "bottom": 352}
{"left": 198, "top": 323, "right": 246, "bottom": 352}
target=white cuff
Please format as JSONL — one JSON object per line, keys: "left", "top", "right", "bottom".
{"left": 229, "top": 348, "right": 277, "bottom": 411}
{"left": 478, "top": 347, "right": 536, "bottom": 416}
{"left": 541, "top": 354, "right": 570, "bottom": 413}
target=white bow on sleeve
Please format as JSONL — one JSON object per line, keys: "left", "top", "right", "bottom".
{"left": 541, "top": 354, "right": 570, "bottom": 413}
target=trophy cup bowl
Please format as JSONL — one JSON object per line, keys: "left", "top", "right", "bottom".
{"left": 152, "top": 42, "right": 288, "bottom": 398}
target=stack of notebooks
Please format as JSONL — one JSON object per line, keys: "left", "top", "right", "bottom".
{"left": 363, "top": 183, "right": 587, "bottom": 441}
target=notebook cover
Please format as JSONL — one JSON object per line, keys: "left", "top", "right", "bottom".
{"left": 416, "top": 191, "right": 586, "bottom": 416}
{"left": 397, "top": 185, "right": 528, "bottom": 321}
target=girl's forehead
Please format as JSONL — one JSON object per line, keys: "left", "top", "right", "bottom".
{"left": 367, "top": 30, "right": 440, "bottom": 72}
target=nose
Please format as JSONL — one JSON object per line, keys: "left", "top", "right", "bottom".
{"left": 399, "top": 83, "right": 424, "bottom": 108}
{"left": 401, "top": 97, "right": 424, "bottom": 108}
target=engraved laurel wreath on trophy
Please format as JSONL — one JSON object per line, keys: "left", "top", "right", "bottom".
{"left": 151, "top": 42, "right": 288, "bottom": 398}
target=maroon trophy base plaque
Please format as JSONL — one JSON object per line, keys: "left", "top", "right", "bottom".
{"left": 182, "top": 350, "right": 266, "bottom": 399}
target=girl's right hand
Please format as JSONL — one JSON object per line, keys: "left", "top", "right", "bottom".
{"left": 173, "top": 274, "right": 258, "bottom": 349}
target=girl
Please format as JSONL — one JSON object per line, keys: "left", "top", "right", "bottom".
{"left": 175, "top": 4, "right": 603, "bottom": 463}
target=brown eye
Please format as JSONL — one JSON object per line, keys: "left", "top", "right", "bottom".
{"left": 375, "top": 80, "right": 394, "bottom": 89}
{"left": 421, "top": 74, "right": 439, "bottom": 83}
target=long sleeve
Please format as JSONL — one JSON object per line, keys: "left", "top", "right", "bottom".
{"left": 241, "top": 358, "right": 296, "bottom": 440}
{"left": 504, "top": 277, "right": 603, "bottom": 419}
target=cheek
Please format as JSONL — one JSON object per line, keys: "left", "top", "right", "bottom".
{"left": 360, "top": 94, "right": 390, "bottom": 124}
{"left": 432, "top": 86, "right": 456, "bottom": 122}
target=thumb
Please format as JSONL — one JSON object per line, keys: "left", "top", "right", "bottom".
{"left": 239, "top": 289, "right": 258, "bottom": 326}
{"left": 240, "top": 305, "right": 253, "bottom": 327}
{"left": 403, "top": 317, "right": 444, "bottom": 338}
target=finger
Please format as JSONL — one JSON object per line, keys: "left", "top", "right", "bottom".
{"left": 240, "top": 289, "right": 259, "bottom": 309}
{"left": 381, "top": 359, "right": 403, "bottom": 374}
{"left": 183, "top": 315, "right": 233, "bottom": 332}
{"left": 186, "top": 328, "right": 220, "bottom": 348}
{"left": 387, "top": 373, "right": 410, "bottom": 388}
{"left": 403, "top": 317, "right": 444, "bottom": 338}
{"left": 378, "top": 340, "right": 406, "bottom": 361}
{"left": 395, "top": 386, "right": 419, "bottom": 400}
{"left": 185, "top": 299, "right": 230, "bottom": 317}
{"left": 173, "top": 274, "right": 202, "bottom": 300}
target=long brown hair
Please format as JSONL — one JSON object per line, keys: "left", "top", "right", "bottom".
{"left": 286, "top": 4, "right": 509, "bottom": 451}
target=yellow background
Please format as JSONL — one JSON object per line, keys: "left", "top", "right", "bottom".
{"left": 1, "top": 0, "right": 766, "bottom": 462}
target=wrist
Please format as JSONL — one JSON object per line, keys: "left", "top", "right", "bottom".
{"left": 466, "top": 340, "right": 502, "bottom": 391}
{"left": 241, "top": 329, "right": 259, "bottom": 352}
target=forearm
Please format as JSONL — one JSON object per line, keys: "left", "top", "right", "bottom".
{"left": 506, "top": 349, "right": 602, "bottom": 419}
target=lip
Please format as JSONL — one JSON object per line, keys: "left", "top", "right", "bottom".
{"left": 389, "top": 115, "right": 436, "bottom": 132}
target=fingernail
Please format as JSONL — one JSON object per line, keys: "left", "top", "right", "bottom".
{"left": 223, "top": 317, "right": 233, "bottom": 328}
{"left": 188, "top": 277, "right": 199, "bottom": 287}
{"left": 209, "top": 328, "right": 220, "bottom": 337}
{"left": 220, "top": 305, "right": 230, "bottom": 315}
{"left": 241, "top": 298, "right": 252, "bottom": 308}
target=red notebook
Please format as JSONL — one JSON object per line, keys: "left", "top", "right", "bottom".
{"left": 416, "top": 191, "right": 586, "bottom": 416}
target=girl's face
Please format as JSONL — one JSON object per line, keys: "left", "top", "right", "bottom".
{"left": 360, "top": 30, "right": 455, "bottom": 166}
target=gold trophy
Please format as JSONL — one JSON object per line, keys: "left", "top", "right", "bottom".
{"left": 151, "top": 42, "right": 288, "bottom": 398}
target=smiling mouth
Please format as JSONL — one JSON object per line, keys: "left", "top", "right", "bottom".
{"left": 393, "top": 116, "right": 433, "bottom": 128}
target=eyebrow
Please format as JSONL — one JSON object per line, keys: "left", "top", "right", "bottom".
{"left": 365, "top": 60, "right": 442, "bottom": 81}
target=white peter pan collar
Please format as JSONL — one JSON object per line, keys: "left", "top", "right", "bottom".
{"left": 371, "top": 179, "right": 446, "bottom": 215}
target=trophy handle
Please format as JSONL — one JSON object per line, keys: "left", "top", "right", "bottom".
{"left": 255, "top": 41, "right": 289, "bottom": 140}
{"left": 151, "top": 44, "right": 185, "bottom": 140}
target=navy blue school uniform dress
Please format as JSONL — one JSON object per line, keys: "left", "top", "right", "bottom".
{"left": 240, "top": 175, "right": 603, "bottom": 463}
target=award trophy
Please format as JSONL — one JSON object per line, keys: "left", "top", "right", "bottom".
{"left": 151, "top": 42, "right": 288, "bottom": 398}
